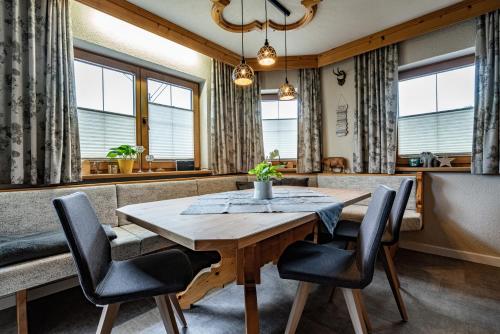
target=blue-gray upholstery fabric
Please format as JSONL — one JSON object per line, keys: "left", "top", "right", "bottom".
{"left": 278, "top": 186, "right": 395, "bottom": 289}
{"left": 94, "top": 250, "right": 192, "bottom": 305}
{"left": 53, "top": 192, "right": 192, "bottom": 305}
{"left": 0, "top": 225, "right": 116, "bottom": 268}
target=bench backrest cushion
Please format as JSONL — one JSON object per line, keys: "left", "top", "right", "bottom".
{"left": 0, "top": 185, "right": 119, "bottom": 236}
{"left": 116, "top": 180, "right": 198, "bottom": 225}
{"left": 317, "top": 174, "right": 417, "bottom": 210}
{"left": 196, "top": 176, "right": 248, "bottom": 195}
{"left": 247, "top": 174, "right": 318, "bottom": 187}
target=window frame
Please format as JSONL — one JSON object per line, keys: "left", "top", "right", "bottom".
{"left": 397, "top": 55, "right": 474, "bottom": 167}
{"left": 74, "top": 48, "right": 200, "bottom": 172}
{"left": 261, "top": 93, "right": 298, "bottom": 163}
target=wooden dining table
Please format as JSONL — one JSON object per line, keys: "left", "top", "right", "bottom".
{"left": 116, "top": 186, "right": 370, "bottom": 334}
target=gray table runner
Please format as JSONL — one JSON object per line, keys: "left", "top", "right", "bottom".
{"left": 181, "top": 189, "right": 344, "bottom": 236}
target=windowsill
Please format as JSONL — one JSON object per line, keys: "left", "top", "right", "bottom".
{"left": 82, "top": 170, "right": 212, "bottom": 180}
{"left": 395, "top": 166, "right": 470, "bottom": 172}
{"left": 277, "top": 168, "right": 297, "bottom": 173}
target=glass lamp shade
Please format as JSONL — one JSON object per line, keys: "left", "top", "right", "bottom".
{"left": 257, "top": 41, "right": 277, "bottom": 66}
{"left": 278, "top": 80, "right": 297, "bottom": 101}
{"left": 232, "top": 60, "right": 255, "bottom": 86}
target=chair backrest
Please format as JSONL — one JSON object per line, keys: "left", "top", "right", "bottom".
{"left": 387, "top": 178, "right": 414, "bottom": 244}
{"left": 356, "top": 185, "right": 396, "bottom": 287}
{"left": 53, "top": 192, "right": 111, "bottom": 300}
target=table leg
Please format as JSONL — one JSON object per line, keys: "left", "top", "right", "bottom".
{"left": 244, "top": 283, "right": 259, "bottom": 334}
{"left": 237, "top": 245, "right": 261, "bottom": 334}
{"left": 177, "top": 247, "right": 236, "bottom": 309}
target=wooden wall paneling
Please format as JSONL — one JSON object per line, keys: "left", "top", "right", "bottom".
{"left": 318, "top": 0, "right": 500, "bottom": 67}
{"left": 76, "top": 0, "right": 240, "bottom": 65}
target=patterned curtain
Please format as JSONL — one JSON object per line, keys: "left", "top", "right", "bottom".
{"left": 210, "top": 60, "right": 265, "bottom": 174}
{"left": 353, "top": 44, "right": 398, "bottom": 174}
{"left": 472, "top": 10, "right": 500, "bottom": 175}
{"left": 297, "top": 68, "right": 322, "bottom": 173}
{"left": 0, "top": 0, "right": 81, "bottom": 185}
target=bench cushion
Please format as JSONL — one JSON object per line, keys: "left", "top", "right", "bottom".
{"left": 0, "top": 185, "right": 119, "bottom": 236}
{"left": 0, "top": 227, "right": 140, "bottom": 296}
{"left": 116, "top": 180, "right": 198, "bottom": 225}
{"left": 248, "top": 174, "right": 318, "bottom": 187}
{"left": 341, "top": 204, "right": 422, "bottom": 231}
{"left": 236, "top": 177, "right": 310, "bottom": 190}
{"left": 196, "top": 176, "right": 248, "bottom": 195}
{"left": 121, "top": 224, "right": 175, "bottom": 254}
{"left": 0, "top": 225, "right": 117, "bottom": 268}
{"left": 318, "top": 174, "right": 417, "bottom": 210}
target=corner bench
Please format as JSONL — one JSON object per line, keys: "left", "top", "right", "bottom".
{"left": 0, "top": 172, "right": 423, "bottom": 333}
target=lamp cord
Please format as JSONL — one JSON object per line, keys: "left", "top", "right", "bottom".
{"left": 284, "top": 14, "right": 288, "bottom": 81}
{"left": 241, "top": 0, "right": 244, "bottom": 60}
{"left": 264, "top": 0, "right": 268, "bottom": 41}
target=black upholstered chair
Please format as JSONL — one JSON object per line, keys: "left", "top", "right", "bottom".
{"left": 278, "top": 185, "right": 396, "bottom": 334}
{"left": 333, "top": 178, "right": 413, "bottom": 321}
{"left": 53, "top": 192, "right": 193, "bottom": 334}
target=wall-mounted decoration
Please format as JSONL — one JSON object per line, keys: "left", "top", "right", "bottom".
{"left": 336, "top": 93, "right": 348, "bottom": 137}
{"left": 333, "top": 68, "right": 346, "bottom": 86}
{"left": 322, "top": 157, "right": 347, "bottom": 173}
{"left": 211, "top": 0, "right": 320, "bottom": 33}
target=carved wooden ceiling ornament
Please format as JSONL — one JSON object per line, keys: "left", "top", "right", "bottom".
{"left": 211, "top": 0, "right": 321, "bottom": 33}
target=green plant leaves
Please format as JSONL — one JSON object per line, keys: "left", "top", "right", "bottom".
{"left": 248, "top": 161, "right": 283, "bottom": 181}
{"left": 106, "top": 144, "right": 137, "bottom": 160}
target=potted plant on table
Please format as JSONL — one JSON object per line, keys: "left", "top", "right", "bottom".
{"left": 106, "top": 145, "right": 137, "bottom": 174}
{"left": 248, "top": 161, "right": 283, "bottom": 200}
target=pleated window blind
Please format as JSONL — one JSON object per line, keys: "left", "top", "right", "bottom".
{"left": 261, "top": 99, "right": 298, "bottom": 159}
{"left": 398, "top": 65, "right": 474, "bottom": 156}
{"left": 74, "top": 60, "right": 136, "bottom": 159}
{"left": 147, "top": 79, "right": 194, "bottom": 160}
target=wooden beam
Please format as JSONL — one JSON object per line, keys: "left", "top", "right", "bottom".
{"left": 76, "top": 0, "right": 240, "bottom": 66}
{"left": 76, "top": 0, "right": 500, "bottom": 70}
{"left": 247, "top": 55, "right": 318, "bottom": 71}
{"left": 318, "top": 0, "right": 500, "bottom": 67}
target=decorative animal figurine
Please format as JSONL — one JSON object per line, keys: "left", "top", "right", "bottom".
{"left": 322, "top": 157, "right": 347, "bottom": 173}
{"left": 419, "top": 152, "right": 435, "bottom": 168}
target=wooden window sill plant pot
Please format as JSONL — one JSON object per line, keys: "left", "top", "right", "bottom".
{"left": 107, "top": 145, "right": 137, "bottom": 174}
{"left": 249, "top": 161, "right": 283, "bottom": 200}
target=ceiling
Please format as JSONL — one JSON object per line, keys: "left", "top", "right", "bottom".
{"left": 126, "top": 0, "right": 463, "bottom": 57}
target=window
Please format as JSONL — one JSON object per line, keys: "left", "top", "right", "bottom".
{"left": 75, "top": 60, "right": 136, "bottom": 159}
{"left": 398, "top": 61, "right": 475, "bottom": 156}
{"left": 147, "top": 78, "right": 194, "bottom": 160}
{"left": 261, "top": 97, "right": 298, "bottom": 159}
{"left": 74, "top": 49, "right": 200, "bottom": 170}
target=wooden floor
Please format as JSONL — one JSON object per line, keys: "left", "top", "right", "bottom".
{"left": 1, "top": 249, "right": 499, "bottom": 334}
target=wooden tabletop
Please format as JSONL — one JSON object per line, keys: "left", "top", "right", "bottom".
{"left": 117, "top": 187, "right": 371, "bottom": 251}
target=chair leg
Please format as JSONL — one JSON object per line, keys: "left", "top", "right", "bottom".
{"left": 155, "top": 295, "right": 179, "bottom": 334}
{"left": 354, "top": 290, "right": 372, "bottom": 333}
{"left": 381, "top": 246, "right": 408, "bottom": 321}
{"left": 168, "top": 294, "right": 187, "bottom": 328}
{"left": 285, "top": 281, "right": 312, "bottom": 334}
{"left": 96, "top": 303, "right": 120, "bottom": 334}
{"left": 16, "top": 290, "right": 28, "bottom": 334}
{"left": 341, "top": 288, "right": 368, "bottom": 334}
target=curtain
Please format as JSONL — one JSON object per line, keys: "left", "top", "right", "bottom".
{"left": 353, "top": 44, "right": 398, "bottom": 174}
{"left": 0, "top": 0, "right": 81, "bottom": 185}
{"left": 297, "top": 68, "right": 322, "bottom": 173}
{"left": 472, "top": 10, "right": 500, "bottom": 175}
{"left": 210, "top": 60, "right": 265, "bottom": 174}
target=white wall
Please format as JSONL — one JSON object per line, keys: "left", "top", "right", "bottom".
{"left": 318, "top": 19, "right": 500, "bottom": 264}
{"left": 71, "top": 1, "right": 212, "bottom": 169}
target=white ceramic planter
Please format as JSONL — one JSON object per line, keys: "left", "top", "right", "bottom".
{"left": 253, "top": 181, "right": 273, "bottom": 200}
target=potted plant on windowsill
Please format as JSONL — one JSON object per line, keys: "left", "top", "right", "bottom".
{"left": 248, "top": 161, "right": 283, "bottom": 200}
{"left": 106, "top": 145, "right": 137, "bottom": 174}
